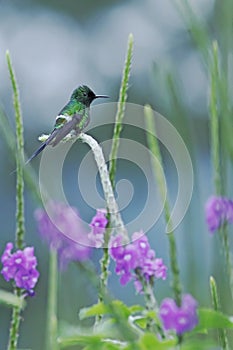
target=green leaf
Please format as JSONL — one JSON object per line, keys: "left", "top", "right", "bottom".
{"left": 58, "top": 333, "right": 103, "bottom": 348}
{"left": 132, "top": 311, "right": 157, "bottom": 330}
{"left": 79, "top": 302, "right": 107, "bottom": 320}
{"left": 139, "top": 333, "right": 176, "bottom": 350}
{"left": 0, "top": 289, "right": 25, "bottom": 309}
{"left": 79, "top": 301, "right": 144, "bottom": 320}
{"left": 180, "top": 338, "right": 217, "bottom": 350}
{"left": 59, "top": 319, "right": 119, "bottom": 340}
{"left": 83, "top": 344, "right": 122, "bottom": 350}
{"left": 128, "top": 304, "right": 144, "bottom": 314}
{"left": 133, "top": 317, "right": 148, "bottom": 330}
{"left": 195, "top": 308, "right": 233, "bottom": 331}
{"left": 58, "top": 330, "right": 128, "bottom": 349}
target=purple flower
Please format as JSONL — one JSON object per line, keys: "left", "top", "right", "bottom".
{"left": 88, "top": 209, "right": 108, "bottom": 248}
{"left": 34, "top": 202, "right": 91, "bottom": 269}
{"left": 109, "top": 231, "right": 167, "bottom": 292}
{"left": 159, "top": 294, "right": 198, "bottom": 335}
{"left": 205, "top": 196, "right": 233, "bottom": 233}
{"left": 90, "top": 209, "right": 108, "bottom": 235}
{"left": 109, "top": 234, "right": 125, "bottom": 260}
{"left": 1, "top": 243, "right": 39, "bottom": 294}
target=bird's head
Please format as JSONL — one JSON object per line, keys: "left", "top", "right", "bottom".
{"left": 71, "top": 85, "right": 108, "bottom": 107}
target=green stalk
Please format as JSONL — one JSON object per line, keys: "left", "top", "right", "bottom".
{"left": 95, "top": 34, "right": 133, "bottom": 324}
{"left": 109, "top": 33, "right": 133, "bottom": 187}
{"left": 209, "top": 41, "right": 221, "bottom": 196}
{"left": 144, "top": 105, "right": 182, "bottom": 306}
{"left": 209, "top": 42, "right": 233, "bottom": 301}
{"left": 0, "top": 106, "right": 42, "bottom": 203}
{"left": 46, "top": 249, "right": 59, "bottom": 350}
{"left": 6, "top": 51, "right": 25, "bottom": 350}
{"left": 79, "top": 132, "right": 128, "bottom": 326}
{"left": 210, "top": 276, "right": 229, "bottom": 349}
{"left": 7, "top": 300, "right": 21, "bottom": 350}
{"left": 135, "top": 269, "right": 164, "bottom": 337}
{"left": 174, "top": 0, "right": 210, "bottom": 65}
{"left": 6, "top": 51, "right": 25, "bottom": 250}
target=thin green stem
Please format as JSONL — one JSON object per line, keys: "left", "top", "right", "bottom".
{"left": 97, "top": 232, "right": 111, "bottom": 324}
{"left": 6, "top": 51, "right": 25, "bottom": 250}
{"left": 209, "top": 41, "right": 221, "bottom": 196}
{"left": 174, "top": 0, "right": 210, "bottom": 65}
{"left": 219, "top": 224, "right": 233, "bottom": 302}
{"left": 109, "top": 33, "right": 133, "bottom": 188}
{"left": 46, "top": 249, "right": 59, "bottom": 350}
{"left": 81, "top": 35, "right": 133, "bottom": 327}
{"left": 144, "top": 105, "right": 182, "bottom": 306}
{"left": 96, "top": 34, "right": 133, "bottom": 324}
{"left": 7, "top": 290, "right": 21, "bottom": 350}
{"left": 210, "top": 276, "right": 229, "bottom": 349}
{"left": 0, "top": 106, "right": 42, "bottom": 203}
{"left": 208, "top": 42, "right": 233, "bottom": 301}
{"left": 6, "top": 51, "right": 25, "bottom": 350}
{"left": 135, "top": 270, "right": 164, "bottom": 337}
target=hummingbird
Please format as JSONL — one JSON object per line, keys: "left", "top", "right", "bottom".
{"left": 27, "top": 85, "right": 108, "bottom": 163}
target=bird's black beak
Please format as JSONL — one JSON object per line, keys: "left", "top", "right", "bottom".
{"left": 94, "top": 95, "right": 109, "bottom": 99}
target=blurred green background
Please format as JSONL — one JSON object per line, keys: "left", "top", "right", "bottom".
{"left": 0, "top": 0, "right": 233, "bottom": 349}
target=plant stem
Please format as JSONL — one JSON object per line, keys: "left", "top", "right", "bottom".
{"left": 6, "top": 51, "right": 25, "bottom": 250}
{"left": 0, "top": 106, "right": 42, "bottom": 203}
{"left": 46, "top": 248, "right": 59, "bottom": 350}
{"left": 136, "top": 270, "right": 164, "bottom": 337}
{"left": 209, "top": 42, "right": 233, "bottom": 301}
{"left": 209, "top": 41, "right": 221, "bottom": 196}
{"left": 79, "top": 133, "right": 128, "bottom": 325}
{"left": 174, "top": 0, "right": 210, "bottom": 65}
{"left": 79, "top": 133, "right": 127, "bottom": 240}
{"left": 6, "top": 51, "right": 25, "bottom": 350}
{"left": 210, "top": 276, "right": 229, "bottom": 349}
{"left": 7, "top": 290, "right": 21, "bottom": 350}
{"left": 144, "top": 105, "right": 182, "bottom": 306}
{"left": 109, "top": 33, "right": 133, "bottom": 188}
{"left": 219, "top": 225, "right": 233, "bottom": 302}
{"left": 96, "top": 34, "right": 133, "bottom": 324}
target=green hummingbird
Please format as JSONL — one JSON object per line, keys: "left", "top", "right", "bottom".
{"left": 27, "top": 85, "right": 108, "bottom": 163}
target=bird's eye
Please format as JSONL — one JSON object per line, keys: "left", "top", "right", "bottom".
{"left": 83, "top": 92, "right": 87, "bottom": 97}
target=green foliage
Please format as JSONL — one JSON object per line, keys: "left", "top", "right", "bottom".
{"left": 210, "top": 276, "right": 228, "bottom": 349}
{"left": 79, "top": 300, "right": 143, "bottom": 320}
{"left": 195, "top": 309, "right": 233, "bottom": 331}
{"left": 0, "top": 289, "right": 25, "bottom": 309}
{"left": 138, "top": 333, "right": 176, "bottom": 350}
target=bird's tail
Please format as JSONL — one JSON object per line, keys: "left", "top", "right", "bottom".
{"left": 25, "top": 141, "right": 47, "bottom": 164}
{"left": 10, "top": 141, "right": 47, "bottom": 175}
{"left": 25, "top": 129, "right": 59, "bottom": 164}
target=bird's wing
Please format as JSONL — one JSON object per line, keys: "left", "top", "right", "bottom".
{"left": 26, "top": 113, "right": 82, "bottom": 163}
{"left": 50, "top": 113, "right": 83, "bottom": 147}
